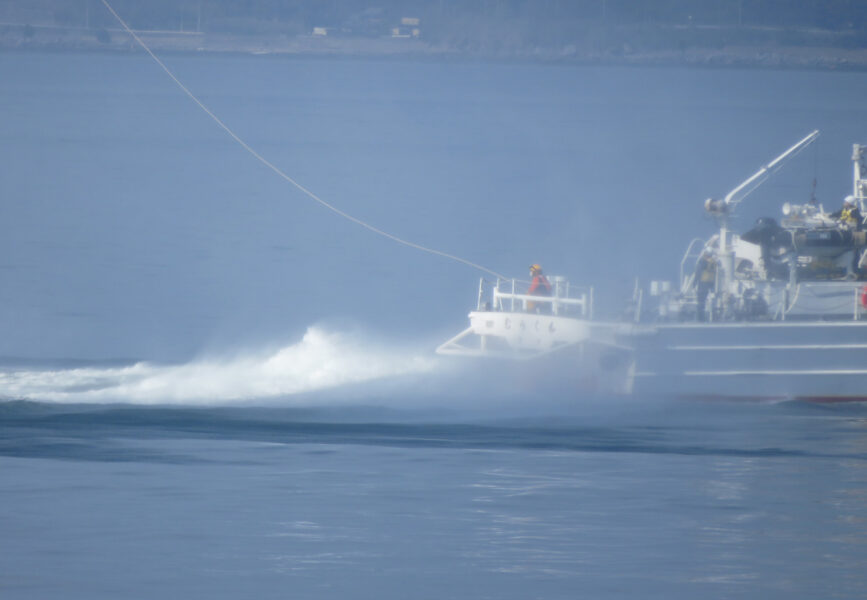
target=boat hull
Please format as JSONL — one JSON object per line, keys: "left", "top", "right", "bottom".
{"left": 436, "top": 311, "right": 633, "bottom": 395}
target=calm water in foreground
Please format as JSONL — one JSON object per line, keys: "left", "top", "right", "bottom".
{"left": 2, "top": 51, "right": 867, "bottom": 598}
{"left": 3, "top": 399, "right": 867, "bottom": 599}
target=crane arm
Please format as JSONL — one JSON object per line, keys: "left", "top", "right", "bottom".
{"left": 723, "top": 130, "right": 820, "bottom": 210}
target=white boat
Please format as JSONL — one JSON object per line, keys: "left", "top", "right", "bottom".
{"left": 436, "top": 276, "right": 635, "bottom": 395}
{"left": 438, "top": 130, "right": 867, "bottom": 401}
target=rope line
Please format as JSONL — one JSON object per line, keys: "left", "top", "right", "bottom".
{"left": 100, "top": 0, "right": 507, "bottom": 281}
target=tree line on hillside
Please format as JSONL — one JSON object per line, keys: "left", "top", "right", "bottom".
{"left": 11, "top": 0, "right": 867, "bottom": 36}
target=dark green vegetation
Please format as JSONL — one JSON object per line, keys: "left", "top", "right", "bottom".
{"left": 4, "top": 1, "right": 867, "bottom": 64}
{"left": 9, "top": 0, "right": 865, "bottom": 35}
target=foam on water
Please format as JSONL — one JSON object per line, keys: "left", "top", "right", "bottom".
{"left": 0, "top": 326, "right": 439, "bottom": 405}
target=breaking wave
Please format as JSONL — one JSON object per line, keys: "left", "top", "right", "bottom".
{"left": 0, "top": 326, "right": 440, "bottom": 405}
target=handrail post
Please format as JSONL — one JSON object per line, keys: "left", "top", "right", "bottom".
{"left": 510, "top": 279, "right": 516, "bottom": 312}
{"left": 552, "top": 276, "right": 563, "bottom": 316}
{"left": 782, "top": 289, "right": 788, "bottom": 321}
{"left": 589, "top": 286, "right": 594, "bottom": 320}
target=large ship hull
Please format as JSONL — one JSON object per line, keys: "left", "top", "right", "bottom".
{"left": 439, "top": 311, "right": 867, "bottom": 402}
{"left": 625, "top": 321, "right": 867, "bottom": 402}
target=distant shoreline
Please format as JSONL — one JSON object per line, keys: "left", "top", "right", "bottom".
{"left": 4, "top": 24, "right": 867, "bottom": 71}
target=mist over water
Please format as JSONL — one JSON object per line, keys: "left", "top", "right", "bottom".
{"left": 4, "top": 52, "right": 867, "bottom": 367}
{"left": 4, "top": 51, "right": 867, "bottom": 599}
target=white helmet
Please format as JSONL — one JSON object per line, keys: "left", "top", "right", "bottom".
{"left": 845, "top": 195, "right": 856, "bottom": 205}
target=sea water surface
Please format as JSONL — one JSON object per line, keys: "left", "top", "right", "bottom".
{"left": 2, "top": 51, "right": 867, "bottom": 598}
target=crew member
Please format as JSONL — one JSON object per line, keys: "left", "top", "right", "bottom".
{"left": 694, "top": 250, "right": 717, "bottom": 322}
{"left": 527, "top": 264, "right": 552, "bottom": 313}
{"left": 832, "top": 195, "right": 862, "bottom": 229}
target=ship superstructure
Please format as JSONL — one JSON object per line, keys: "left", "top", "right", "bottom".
{"left": 438, "top": 131, "right": 867, "bottom": 401}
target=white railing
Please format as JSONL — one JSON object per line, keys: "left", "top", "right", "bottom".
{"left": 475, "top": 277, "right": 593, "bottom": 319}
{"left": 680, "top": 238, "right": 707, "bottom": 294}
